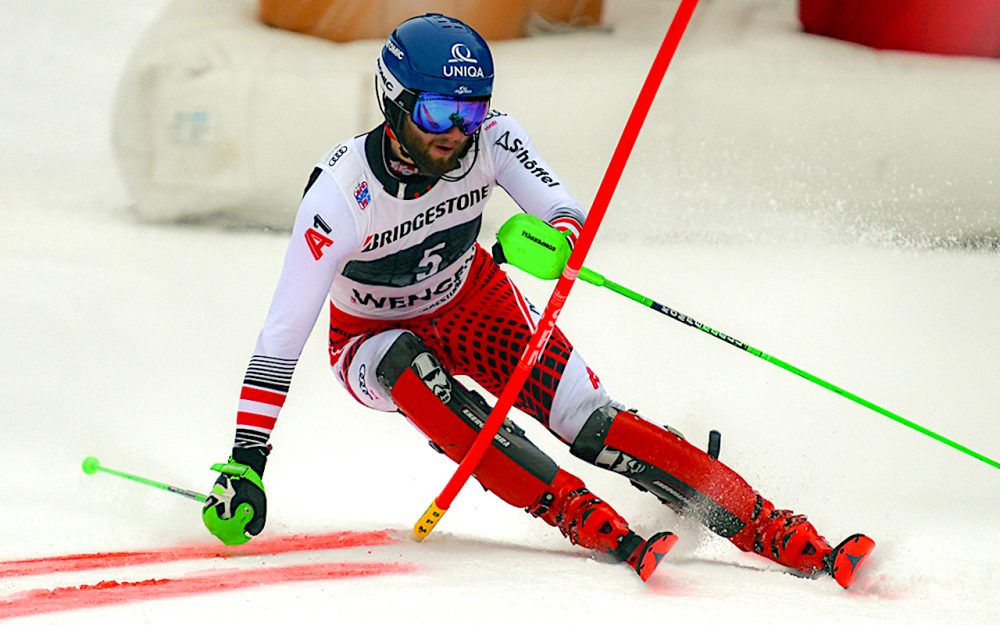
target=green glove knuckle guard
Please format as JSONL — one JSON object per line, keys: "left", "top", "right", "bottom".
{"left": 495, "top": 214, "right": 572, "bottom": 280}
{"left": 202, "top": 454, "right": 267, "bottom": 546}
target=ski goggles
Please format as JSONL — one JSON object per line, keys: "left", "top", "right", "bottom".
{"left": 409, "top": 92, "right": 491, "bottom": 136}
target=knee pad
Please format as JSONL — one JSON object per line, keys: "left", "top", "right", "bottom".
{"left": 375, "top": 331, "right": 455, "bottom": 404}
{"left": 570, "top": 405, "right": 761, "bottom": 540}
{"left": 375, "top": 331, "right": 559, "bottom": 507}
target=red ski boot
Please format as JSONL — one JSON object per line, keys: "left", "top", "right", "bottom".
{"left": 530, "top": 473, "right": 677, "bottom": 582}
{"left": 747, "top": 504, "right": 875, "bottom": 588}
{"left": 751, "top": 507, "right": 832, "bottom": 576}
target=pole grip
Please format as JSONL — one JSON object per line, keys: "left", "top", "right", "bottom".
{"left": 578, "top": 266, "right": 604, "bottom": 286}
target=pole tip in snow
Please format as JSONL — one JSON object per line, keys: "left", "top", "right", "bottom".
{"left": 413, "top": 500, "right": 447, "bottom": 542}
{"left": 82, "top": 456, "right": 101, "bottom": 475}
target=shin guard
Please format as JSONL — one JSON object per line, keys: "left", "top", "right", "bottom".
{"left": 570, "top": 407, "right": 832, "bottom": 573}
{"left": 376, "top": 333, "right": 639, "bottom": 557}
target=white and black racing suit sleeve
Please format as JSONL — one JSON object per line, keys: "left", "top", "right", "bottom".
{"left": 485, "top": 112, "right": 587, "bottom": 245}
{"left": 234, "top": 171, "right": 360, "bottom": 450}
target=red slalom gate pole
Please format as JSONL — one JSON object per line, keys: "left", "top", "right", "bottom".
{"left": 413, "top": 0, "right": 701, "bottom": 541}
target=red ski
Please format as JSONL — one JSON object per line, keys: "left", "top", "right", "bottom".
{"left": 826, "top": 533, "right": 876, "bottom": 589}
{"left": 629, "top": 531, "right": 679, "bottom": 582}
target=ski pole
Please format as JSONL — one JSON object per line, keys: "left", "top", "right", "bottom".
{"left": 82, "top": 456, "right": 208, "bottom": 503}
{"left": 412, "top": 0, "right": 702, "bottom": 541}
{"left": 575, "top": 267, "right": 1000, "bottom": 472}
{"left": 495, "top": 214, "right": 1000, "bottom": 472}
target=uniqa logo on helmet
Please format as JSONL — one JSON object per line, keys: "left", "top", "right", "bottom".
{"left": 443, "top": 42, "right": 485, "bottom": 79}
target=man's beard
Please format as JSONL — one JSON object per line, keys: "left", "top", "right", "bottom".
{"left": 398, "top": 123, "right": 467, "bottom": 178}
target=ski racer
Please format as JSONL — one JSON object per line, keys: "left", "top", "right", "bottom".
{"left": 202, "top": 13, "right": 874, "bottom": 586}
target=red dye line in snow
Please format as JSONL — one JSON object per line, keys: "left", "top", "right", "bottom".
{"left": 0, "top": 560, "right": 418, "bottom": 620}
{"left": 0, "top": 530, "right": 400, "bottom": 578}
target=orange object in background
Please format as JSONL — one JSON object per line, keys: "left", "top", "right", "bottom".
{"left": 259, "top": 0, "right": 605, "bottom": 42}
{"left": 799, "top": 0, "right": 1000, "bottom": 58}
{"left": 528, "top": 0, "right": 603, "bottom": 27}
{"left": 260, "top": 0, "right": 529, "bottom": 41}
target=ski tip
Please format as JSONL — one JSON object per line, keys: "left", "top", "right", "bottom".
{"left": 828, "top": 533, "right": 875, "bottom": 589}
{"left": 633, "top": 531, "right": 679, "bottom": 583}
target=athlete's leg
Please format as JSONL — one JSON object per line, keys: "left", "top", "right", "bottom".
{"left": 372, "top": 330, "right": 648, "bottom": 560}
{"left": 428, "top": 246, "right": 615, "bottom": 443}
{"left": 434, "top": 249, "right": 834, "bottom": 575}
{"left": 331, "top": 328, "right": 406, "bottom": 412}
{"left": 329, "top": 318, "right": 649, "bottom": 561}
{"left": 568, "top": 405, "right": 834, "bottom": 575}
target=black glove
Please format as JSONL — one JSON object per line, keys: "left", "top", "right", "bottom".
{"left": 202, "top": 447, "right": 269, "bottom": 545}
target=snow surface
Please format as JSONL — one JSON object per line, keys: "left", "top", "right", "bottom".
{"left": 2, "top": 1, "right": 999, "bottom": 623}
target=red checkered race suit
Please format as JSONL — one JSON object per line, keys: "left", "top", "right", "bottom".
{"left": 329, "top": 244, "right": 611, "bottom": 444}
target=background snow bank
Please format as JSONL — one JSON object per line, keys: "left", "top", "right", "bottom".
{"left": 113, "top": 0, "right": 1000, "bottom": 245}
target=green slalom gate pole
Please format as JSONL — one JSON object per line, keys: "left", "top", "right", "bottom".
{"left": 82, "top": 456, "right": 208, "bottom": 502}
{"left": 575, "top": 266, "right": 1000, "bottom": 472}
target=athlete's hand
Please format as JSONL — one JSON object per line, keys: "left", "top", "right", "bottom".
{"left": 202, "top": 447, "right": 268, "bottom": 545}
{"left": 492, "top": 214, "right": 571, "bottom": 280}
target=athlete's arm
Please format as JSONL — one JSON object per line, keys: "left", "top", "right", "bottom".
{"left": 484, "top": 111, "right": 587, "bottom": 246}
{"left": 233, "top": 171, "right": 359, "bottom": 450}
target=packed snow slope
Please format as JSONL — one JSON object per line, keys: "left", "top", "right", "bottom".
{"left": 1, "top": 1, "right": 998, "bottom": 624}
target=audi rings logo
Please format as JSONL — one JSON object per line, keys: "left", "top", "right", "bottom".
{"left": 327, "top": 145, "right": 348, "bottom": 167}
{"left": 449, "top": 43, "right": 478, "bottom": 64}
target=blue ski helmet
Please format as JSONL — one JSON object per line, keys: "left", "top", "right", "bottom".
{"left": 377, "top": 14, "right": 494, "bottom": 132}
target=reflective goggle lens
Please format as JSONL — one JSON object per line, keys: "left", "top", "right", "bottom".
{"left": 411, "top": 93, "right": 490, "bottom": 135}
